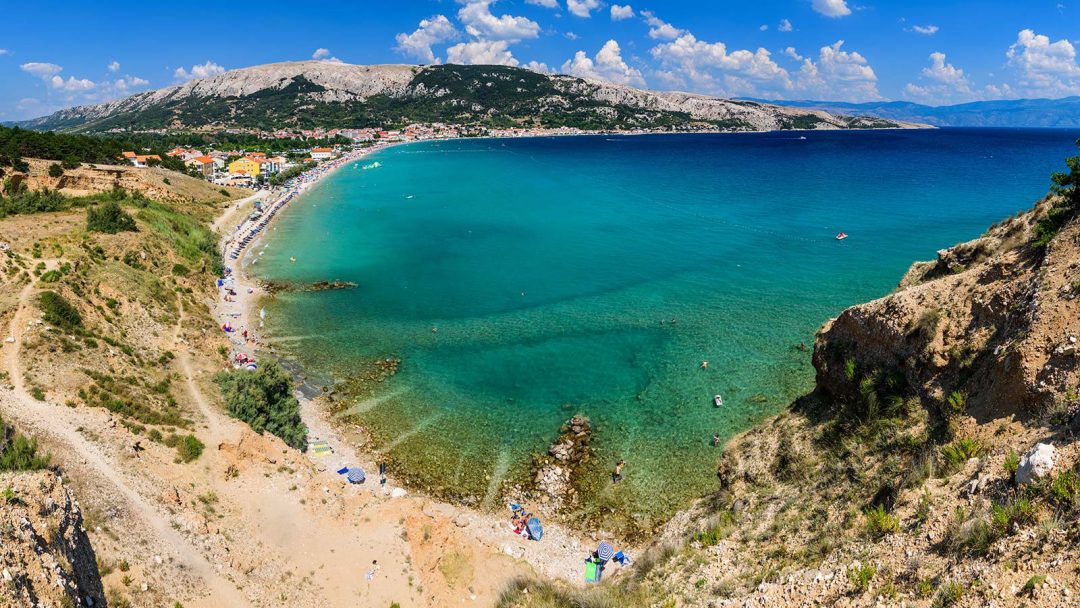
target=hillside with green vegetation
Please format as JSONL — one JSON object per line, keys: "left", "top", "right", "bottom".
{"left": 16, "top": 62, "right": 914, "bottom": 134}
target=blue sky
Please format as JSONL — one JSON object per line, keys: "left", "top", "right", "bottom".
{"left": 2, "top": 0, "right": 1079, "bottom": 120}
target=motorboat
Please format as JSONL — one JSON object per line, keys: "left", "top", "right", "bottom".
{"left": 835, "top": 232, "right": 848, "bottom": 240}
{"left": 713, "top": 394, "right": 724, "bottom": 407}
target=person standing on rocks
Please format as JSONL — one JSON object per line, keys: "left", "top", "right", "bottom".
{"left": 612, "top": 460, "right": 625, "bottom": 483}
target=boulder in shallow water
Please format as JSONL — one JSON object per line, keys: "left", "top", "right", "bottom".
{"left": 1016, "top": 443, "right": 1056, "bottom": 485}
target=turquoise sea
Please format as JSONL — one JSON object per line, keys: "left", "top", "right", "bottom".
{"left": 254, "top": 129, "right": 1079, "bottom": 528}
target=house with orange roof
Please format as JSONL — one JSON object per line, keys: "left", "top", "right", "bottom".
{"left": 119, "top": 151, "right": 161, "bottom": 168}
{"left": 186, "top": 155, "right": 216, "bottom": 179}
{"left": 310, "top": 147, "right": 334, "bottom": 161}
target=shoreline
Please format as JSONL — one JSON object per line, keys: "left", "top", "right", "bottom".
{"left": 210, "top": 144, "right": 605, "bottom": 583}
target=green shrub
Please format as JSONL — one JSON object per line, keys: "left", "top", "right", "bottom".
{"left": 48, "top": 163, "right": 63, "bottom": 178}
{"left": 848, "top": 563, "right": 876, "bottom": 594}
{"left": 1049, "top": 465, "right": 1080, "bottom": 507}
{"left": 932, "top": 581, "right": 964, "bottom": 608}
{"left": 173, "top": 435, "right": 204, "bottom": 463}
{"left": 844, "top": 358, "right": 857, "bottom": 382}
{"left": 0, "top": 415, "right": 51, "bottom": 471}
{"left": 38, "top": 291, "right": 82, "bottom": 330}
{"left": 214, "top": 361, "right": 306, "bottom": 450}
{"left": 30, "top": 387, "right": 44, "bottom": 401}
{"left": 38, "top": 269, "right": 62, "bottom": 283}
{"left": 1003, "top": 450, "right": 1020, "bottom": 479}
{"left": 171, "top": 263, "right": 190, "bottom": 276}
{"left": 87, "top": 201, "right": 137, "bottom": 233}
{"left": 1021, "top": 575, "right": 1047, "bottom": 596}
{"left": 0, "top": 189, "right": 69, "bottom": 217}
{"left": 989, "top": 497, "right": 1036, "bottom": 536}
{"left": 863, "top": 504, "right": 899, "bottom": 539}
{"left": 945, "top": 390, "right": 966, "bottom": 414}
{"left": 940, "top": 438, "right": 984, "bottom": 474}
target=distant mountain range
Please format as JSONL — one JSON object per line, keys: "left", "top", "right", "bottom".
{"left": 13, "top": 61, "right": 916, "bottom": 134}
{"left": 740, "top": 97, "right": 1080, "bottom": 128}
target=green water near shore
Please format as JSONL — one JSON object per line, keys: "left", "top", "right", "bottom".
{"left": 252, "top": 129, "right": 1080, "bottom": 529}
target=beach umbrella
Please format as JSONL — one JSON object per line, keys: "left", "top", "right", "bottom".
{"left": 347, "top": 468, "right": 366, "bottom": 484}
{"left": 597, "top": 542, "right": 614, "bottom": 563}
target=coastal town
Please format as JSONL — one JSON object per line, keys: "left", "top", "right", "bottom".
{"left": 114, "top": 123, "right": 622, "bottom": 186}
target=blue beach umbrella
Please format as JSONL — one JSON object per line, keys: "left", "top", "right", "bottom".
{"left": 347, "top": 468, "right": 366, "bottom": 484}
{"left": 597, "top": 542, "right": 614, "bottom": 562}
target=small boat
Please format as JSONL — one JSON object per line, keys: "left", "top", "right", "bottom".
{"left": 835, "top": 232, "right": 848, "bottom": 240}
{"left": 713, "top": 394, "right": 724, "bottom": 407}
{"left": 289, "top": 256, "right": 297, "bottom": 262}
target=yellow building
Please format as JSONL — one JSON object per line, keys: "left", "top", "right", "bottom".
{"left": 228, "top": 157, "right": 261, "bottom": 177}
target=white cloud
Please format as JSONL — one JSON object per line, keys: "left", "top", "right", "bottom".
{"left": 911, "top": 25, "right": 939, "bottom": 35}
{"left": 562, "top": 39, "right": 645, "bottom": 85}
{"left": 49, "top": 75, "right": 95, "bottom": 92}
{"left": 20, "top": 62, "right": 62, "bottom": 77}
{"left": 567, "top": 0, "right": 601, "bottom": 18}
{"left": 108, "top": 60, "right": 120, "bottom": 72}
{"left": 811, "top": 0, "right": 851, "bottom": 18}
{"left": 611, "top": 5, "right": 634, "bottom": 21}
{"left": 112, "top": 75, "right": 150, "bottom": 91}
{"left": 783, "top": 47, "right": 803, "bottom": 61}
{"left": 311, "top": 48, "right": 343, "bottom": 63}
{"left": 0, "top": 49, "right": 9, "bottom": 56}
{"left": 565, "top": 31, "right": 579, "bottom": 40}
{"left": 446, "top": 40, "right": 519, "bottom": 66}
{"left": 793, "top": 40, "right": 881, "bottom": 101}
{"left": 523, "top": 60, "right": 553, "bottom": 74}
{"left": 1006, "top": 28, "right": 1080, "bottom": 96}
{"left": 526, "top": 0, "right": 559, "bottom": 7}
{"left": 903, "top": 52, "right": 976, "bottom": 104}
{"left": 759, "top": 25, "right": 769, "bottom": 32}
{"left": 778, "top": 19, "right": 793, "bottom": 32}
{"left": 640, "top": 10, "right": 684, "bottom": 40}
{"left": 650, "top": 33, "right": 791, "bottom": 96}
{"left": 395, "top": 15, "right": 459, "bottom": 64}
{"left": 173, "top": 61, "right": 225, "bottom": 81}
{"left": 457, "top": 0, "right": 540, "bottom": 42}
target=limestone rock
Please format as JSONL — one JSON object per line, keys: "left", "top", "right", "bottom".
{"left": 1016, "top": 443, "right": 1056, "bottom": 485}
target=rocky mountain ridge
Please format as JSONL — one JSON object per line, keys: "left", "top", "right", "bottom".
{"left": 17, "top": 61, "right": 920, "bottom": 133}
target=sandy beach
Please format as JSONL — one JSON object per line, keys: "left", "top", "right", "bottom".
{"left": 209, "top": 145, "right": 614, "bottom": 603}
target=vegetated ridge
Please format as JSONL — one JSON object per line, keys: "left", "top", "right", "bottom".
{"left": 17, "top": 61, "right": 919, "bottom": 133}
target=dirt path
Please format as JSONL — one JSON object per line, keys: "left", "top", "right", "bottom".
{"left": 2, "top": 278, "right": 252, "bottom": 608}
{"left": 211, "top": 190, "right": 268, "bottom": 234}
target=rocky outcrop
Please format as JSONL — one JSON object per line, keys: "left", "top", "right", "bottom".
{"left": 813, "top": 196, "right": 1080, "bottom": 419}
{"left": 512, "top": 415, "right": 593, "bottom": 516}
{"left": 0, "top": 471, "right": 105, "bottom": 607}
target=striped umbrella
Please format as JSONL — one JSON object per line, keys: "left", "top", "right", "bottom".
{"left": 347, "top": 468, "right": 366, "bottom": 484}
{"left": 597, "top": 542, "right": 614, "bottom": 563}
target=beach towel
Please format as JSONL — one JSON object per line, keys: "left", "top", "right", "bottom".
{"left": 309, "top": 440, "right": 333, "bottom": 457}
{"left": 336, "top": 467, "right": 349, "bottom": 475}
{"left": 584, "top": 560, "right": 601, "bottom": 584}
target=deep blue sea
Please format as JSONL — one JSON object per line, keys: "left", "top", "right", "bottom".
{"left": 253, "top": 128, "right": 1079, "bottom": 526}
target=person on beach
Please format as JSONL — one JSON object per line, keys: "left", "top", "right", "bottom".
{"left": 365, "top": 559, "right": 379, "bottom": 583}
{"left": 612, "top": 460, "right": 625, "bottom": 483}
{"left": 379, "top": 462, "right": 387, "bottom": 486}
